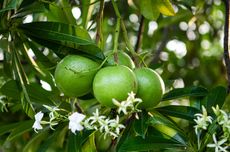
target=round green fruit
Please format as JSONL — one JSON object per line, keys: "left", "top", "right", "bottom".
{"left": 93, "top": 65, "right": 137, "bottom": 107}
{"left": 105, "top": 51, "right": 135, "bottom": 69}
{"left": 134, "top": 67, "right": 165, "bottom": 109}
{"left": 54, "top": 55, "right": 99, "bottom": 97}
{"left": 95, "top": 132, "right": 112, "bottom": 152}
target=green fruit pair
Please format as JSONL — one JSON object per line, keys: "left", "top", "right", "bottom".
{"left": 93, "top": 65, "right": 165, "bottom": 109}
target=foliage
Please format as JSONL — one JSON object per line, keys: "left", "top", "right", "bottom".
{"left": 0, "top": 0, "right": 229, "bottom": 151}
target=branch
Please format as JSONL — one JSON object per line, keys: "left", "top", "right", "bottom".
{"left": 223, "top": 0, "right": 230, "bottom": 93}
{"left": 135, "top": 15, "right": 145, "bottom": 53}
{"left": 151, "top": 27, "right": 169, "bottom": 64}
{"left": 96, "top": 0, "right": 105, "bottom": 48}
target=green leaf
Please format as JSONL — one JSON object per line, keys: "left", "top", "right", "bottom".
{"left": 118, "top": 135, "right": 185, "bottom": 152}
{"left": 162, "top": 86, "right": 208, "bottom": 101}
{"left": 45, "top": 0, "right": 76, "bottom": 24}
{"left": 37, "top": 124, "right": 68, "bottom": 152}
{"left": 23, "top": 130, "right": 48, "bottom": 152}
{"left": 0, "top": 0, "right": 17, "bottom": 13}
{"left": 19, "top": 22, "right": 104, "bottom": 59}
{"left": 203, "top": 86, "right": 227, "bottom": 113}
{"left": 68, "top": 132, "right": 81, "bottom": 152}
{"left": 156, "top": 0, "right": 175, "bottom": 16}
{"left": 156, "top": 105, "right": 200, "bottom": 121}
{"left": 1, "top": 80, "right": 21, "bottom": 100}
{"left": 0, "top": 122, "right": 21, "bottom": 136}
{"left": 7, "top": 120, "right": 33, "bottom": 141}
{"left": 26, "top": 83, "right": 54, "bottom": 105}
{"left": 147, "top": 112, "right": 187, "bottom": 145}
{"left": 139, "top": 0, "right": 160, "bottom": 20}
{"left": 133, "top": 110, "right": 149, "bottom": 138}
{"left": 13, "top": 1, "right": 46, "bottom": 18}
{"left": 82, "top": 132, "right": 97, "bottom": 152}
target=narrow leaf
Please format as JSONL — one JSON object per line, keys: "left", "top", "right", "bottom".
{"left": 0, "top": 0, "right": 17, "bottom": 13}
{"left": 203, "top": 86, "right": 227, "bottom": 113}
{"left": 7, "top": 120, "right": 33, "bottom": 141}
{"left": 19, "top": 22, "right": 104, "bottom": 59}
{"left": 118, "top": 135, "right": 185, "bottom": 152}
{"left": 133, "top": 110, "right": 149, "bottom": 138}
{"left": 156, "top": 105, "right": 201, "bottom": 121}
{"left": 162, "top": 86, "right": 208, "bottom": 101}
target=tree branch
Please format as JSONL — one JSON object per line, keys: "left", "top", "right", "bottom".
{"left": 96, "top": 0, "right": 105, "bottom": 48}
{"left": 223, "top": 0, "right": 230, "bottom": 93}
{"left": 135, "top": 15, "right": 145, "bottom": 53}
{"left": 151, "top": 27, "right": 169, "bottom": 64}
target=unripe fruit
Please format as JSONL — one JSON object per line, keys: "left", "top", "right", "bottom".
{"left": 54, "top": 55, "right": 99, "bottom": 97}
{"left": 95, "top": 132, "right": 112, "bottom": 152}
{"left": 106, "top": 51, "right": 135, "bottom": 69}
{"left": 134, "top": 67, "right": 165, "bottom": 109}
{"left": 93, "top": 65, "right": 137, "bottom": 107}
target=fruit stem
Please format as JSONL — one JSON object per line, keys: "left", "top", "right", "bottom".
{"left": 111, "top": 0, "right": 139, "bottom": 66}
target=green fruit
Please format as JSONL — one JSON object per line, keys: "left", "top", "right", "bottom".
{"left": 54, "top": 55, "right": 99, "bottom": 97}
{"left": 93, "top": 65, "right": 137, "bottom": 107}
{"left": 95, "top": 132, "right": 112, "bottom": 152}
{"left": 134, "top": 67, "right": 165, "bottom": 109}
{"left": 106, "top": 51, "right": 135, "bottom": 69}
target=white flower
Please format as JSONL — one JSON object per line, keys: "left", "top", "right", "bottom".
{"left": 112, "top": 99, "right": 130, "bottom": 115}
{"left": 109, "top": 116, "right": 125, "bottom": 135}
{"left": 127, "top": 91, "right": 142, "bottom": 104}
{"left": 207, "top": 134, "right": 228, "bottom": 152}
{"left": 32, "top": 111, "right": 44, "bottom": 133}
{"left": 87, "top": 109, "right": 106, "bottom": 125}
{"left": 68, "top": 112, "right": 86, "bottom": 134}
{"left": 194, "top": 106, "right": 213, "bottom": 135}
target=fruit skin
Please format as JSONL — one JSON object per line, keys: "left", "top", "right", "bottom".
{"left": 93, "top": 65, "right": 137, "bottom": 107}
{"left": 105, "top": 51, "right": 135, "bottom": 69}
{"left": 95, "top": 132, "right": 112, "bottom": 152}
{"left": 134, "top": 67, "right": 165, "bottom": 109}
{"left": 54, "top": 55, "right": 99, "bottom": 97}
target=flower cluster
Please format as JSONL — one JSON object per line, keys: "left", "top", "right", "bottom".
{"left": 32, "top": 105, "right": 61, "bottom": 133}
{"left": 32, "top": 91, "right": 142, "bottom": 138}
{"left": 83, "top": 109, "right": 125, "bottom": 138}
{"left": 112, "top": 91, "right": 142, "bottom": 115}
{"left": 194, "top": 106, "right": 213, "bottom": 135}
{"left": 194, "top": 105, "right": 230, "bottom": 152}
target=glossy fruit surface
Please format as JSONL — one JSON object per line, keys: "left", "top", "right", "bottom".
{"left": 93, "top": 65, "right": 137, "bottom": 107}
{"left": 134, "top": 67, "right": 165, "bottom": 109}
{"left": 105, "top": 51, "right": 135, "bottom": 69}
{"left": 54, "top": 55, "right": 99, "bottom": 97}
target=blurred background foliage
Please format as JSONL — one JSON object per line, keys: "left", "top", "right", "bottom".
{"left": 0, "top": 0, "right": 229, "bottom": 151}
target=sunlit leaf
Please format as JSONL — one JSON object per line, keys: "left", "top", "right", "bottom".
{"left": 156, "top": 0, "right": 175, "bottom": 16}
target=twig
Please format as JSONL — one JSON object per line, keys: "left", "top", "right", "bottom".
{"left": 96, "top": 0, "right": 105, "bottom": 48}
{"left": 223, "top": 0, "right": 230, "bottom": 93}
{"left": 151, "top": 27, "right": 169, "bottom": 64}
{"left": 135, "top": 15, "right": 145, "bottom": 53}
